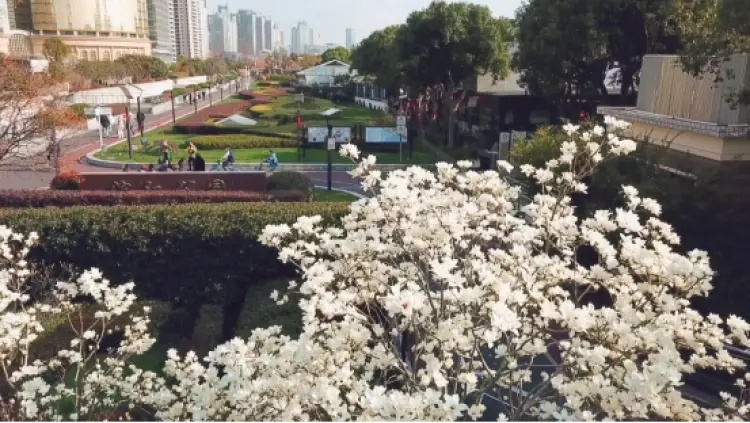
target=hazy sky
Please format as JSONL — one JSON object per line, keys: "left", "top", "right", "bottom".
{"left": 206, "top": 0, "right": 522, "bottom": 46}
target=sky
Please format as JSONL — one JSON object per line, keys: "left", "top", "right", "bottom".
{"left": 206, "top": 0, "right": 522, "bottom": 47}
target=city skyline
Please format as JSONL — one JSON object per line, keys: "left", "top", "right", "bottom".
{"left": 206, "top": 0, "right": 518, "bottom": 46}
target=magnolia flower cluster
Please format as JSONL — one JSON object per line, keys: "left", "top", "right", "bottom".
{"left": 0, "top": 227, "right": 155, "bottom": 420}
{"left": 1, "top": 117, "right": 750, "bottom": 421}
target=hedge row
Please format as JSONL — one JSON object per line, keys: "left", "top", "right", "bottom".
{"left": 190, "top": 134, "right": 298, "bottom": 149}
{"left": 0, "top": 190, "right": 307, "bottom": 208}
{"left": 0, "top": 202, "right": 349, "bottom": 342}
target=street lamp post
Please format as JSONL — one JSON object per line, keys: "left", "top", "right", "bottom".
{"left": 209, "top": 81, "right": 213, "bottom": 105}
{"left": 170, "top": 90, "right": 176, "bottom": 124}
{"left": 125, "top": 106, "right": 133, "bottom": 159}
{"left": 193, "top": 86, "right": 198, "bottom": 114}
{"left": 326, "top": 116, "right": 333, "bottom": 192}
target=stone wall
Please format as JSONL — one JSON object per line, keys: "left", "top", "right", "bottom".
{"left": 77, "top": 172, "right": 268, "bottom": 192}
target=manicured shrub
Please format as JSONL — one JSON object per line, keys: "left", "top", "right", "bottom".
{"left": 267, "top": 171, "right": 313, "bottom": 200}
{"left": 50, "top": 170, "right": 83, "bottom": 190}
{"left": 0, "top": 189, "right": 307, "bottom": 208}
{"left": 0, "top": 202, "right": 349, "bottom": 341}
{"left": 250, "top": 104, "right": 272, "bottom": 115}
{"left": 190, "top": 134, "right": 298, "bottom": 149}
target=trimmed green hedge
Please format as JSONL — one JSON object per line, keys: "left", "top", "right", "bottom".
{"left": 0, "top": 202, "right": 349, "bottom": 342}
{"left": 191, "top": 134, "right": 298, "bottom": 149}
{"left": 267, "top": 172, "right": 314, "bottom": 201}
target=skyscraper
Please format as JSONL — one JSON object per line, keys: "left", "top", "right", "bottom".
{"left": 200, "top": 0, "right": 209, "bottom": 57}
{"left": 237, "top": 10, "right": 255, "bottom": 57}
{"left": 147, "top": 0, "right": 176, "bottom": 63}
{"left": 296, "top": 21, "right": 309, "bottom": 54}
{"left": 264, "top": 18, "right": 273, "bottom": 51}
{"left": 214, "top": 5, "right": 237, "bottom": 53}
{"left": 309, "top": 28, "right": 314, "bottom": 46}
{"left": 255, "top": 15, "right": 264, "bottom": 53}
{"left": 174, "top": 0, "right": 207, "bottom": 58}
{"left": 272, "top": 24, "right": 283, "bottom": 52}
{"left": 208, "top": 12, "right": 223, "bottom": 55}
{"left": 346, "top": 28, "right": 356, "bottom": 49}
{"left": 290, "top": 26, "right": 298, "bottom": 54}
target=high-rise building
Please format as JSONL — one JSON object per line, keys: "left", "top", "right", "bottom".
{"left": 147, "top": 0, "right": 176, "bottom": 63}
{"left": 263, "top": 18, "right": 273, "bottom": 51}
{"left": 272, "top": 24, "right": 283, "bottom": 52}
{"left": 309, "top": 28, "right": 314, "bottom": 46}
{"left": 290, "top": 26, "right": 298, "bottom": 54}
{"left": 214, "top": 5, "right": 236, "bottom": 53}
{"left": 346, "top": 28, "right": 356, "bottom": 49}
{"left": 200, "top": 0, "right": 209, "bottom": 57}
{"left": 0, "top": 0, "right": 11, "bottom": 34}
{"left": 295, "top": 20, "right": 309, "bottom": 54}
{"left": 174, "top": 0, "right": 207, "bottom": 59}
{"left": 16, "top": 0, "right": 152, "bottom": 60}
{"left": 237, "top": 9, "right": 254, "bottom": 57}
{"left": 254, "top": 15, "right": 264, "bottom": 53}
{"left": 208, "top": 12, "right": 222, "bottom": 55}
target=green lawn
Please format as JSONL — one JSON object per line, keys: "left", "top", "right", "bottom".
{"left": 98, "top": 144, "right": 437, "bottom": 165}
{"left": 312, "top": 188, "right": 359, "bottom": 202}
{"left": 220, "top": 94, "right": 245, "bottom": 103}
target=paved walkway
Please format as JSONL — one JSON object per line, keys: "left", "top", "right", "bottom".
{"left": 0, "top": 93, "right": 366, "bottom": 195}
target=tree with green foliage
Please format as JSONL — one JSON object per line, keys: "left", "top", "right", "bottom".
{"left": 42, "top": 37, "right": 71, "bottom": 63}
{"left": 514, "top": 0, "right": 681, "bottom": 109}
{"left": 674, "top": 0, "right": 750, "bottom": 106}
{"left": 398, "top": 1, "right": 512, "bottom": 148}
{"left": 351, "top": 25, "right": 403, "bottom": 98}
{"left": 320, "top": 46, "right": 352, "bottom": 63}
{"left": 114, "top": 55, "right": 169, "bottom": 82}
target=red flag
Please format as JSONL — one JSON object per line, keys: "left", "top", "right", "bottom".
{"left": 296, "top": 116, "right": 302, "bottom": 129}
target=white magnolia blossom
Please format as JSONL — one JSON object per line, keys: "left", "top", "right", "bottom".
{"left": 0, "top": 228, "right": 155, "bottom": 420}
{"left": 1, "top": 117, "right": 750, "bottom": 421}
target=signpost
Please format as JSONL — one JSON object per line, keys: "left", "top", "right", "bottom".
{"left": 326, "top": 137, "right": 335, "bottom": 192}
{"left": 397, "top": 113, "right": 407, "bottom": 162}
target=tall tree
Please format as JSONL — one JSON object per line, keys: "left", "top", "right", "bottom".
{"left": 320, "top": 46, "right": 352, "bottom": 63}
{"left": 298, "top": 54, "right": 322, "bottom": 68}
{"left": 0, "top": 59, "right": 81, "bottom": 168}
{"left": 514, "top": 0, "right": 680, "bottom": 107}
{"left": 42, "top": 37, "right": 71, "bottom": 63}
{"left": 350, "top": 25, "right": 404, "bottom": 98}
{"left": 398, "top": 1, "right": 512, "bottom": 148}
{"left": 674, "top": 0, "right": 750, "bottom": 105}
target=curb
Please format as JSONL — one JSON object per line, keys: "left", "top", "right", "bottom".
{"left": 313, "top": 185, "right": 367, "bottom": 200}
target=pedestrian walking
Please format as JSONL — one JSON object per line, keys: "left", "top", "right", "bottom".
{"left": 136, "top": 111, "right": 146, "bottom": 135}
{"left": 117, "top": 115, "right": 125, "bottom": 139}
{"left": 186, "top": 141, "right": 198, "bottom": 171}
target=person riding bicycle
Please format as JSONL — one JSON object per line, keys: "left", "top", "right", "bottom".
{"left": 264, "top": 150, "right": 278, "bottom": 171}
{"left": 219, "top": 148, "right": 234, "bottom": 170}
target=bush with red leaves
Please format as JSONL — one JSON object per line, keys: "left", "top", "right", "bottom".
{"left": 0, "top": 189, "right": 307, "bottom": 208}
{"left": 50, "top": 170, "right": 84, "bottom": 190}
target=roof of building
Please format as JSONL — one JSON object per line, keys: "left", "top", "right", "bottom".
{"left": 297, "top": 60, "right": 351, "bottom": 76}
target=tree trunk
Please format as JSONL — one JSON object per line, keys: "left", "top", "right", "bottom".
{"left": 220, "top": 278, "right": 252, "bottom": 344}
{"left": 416, "top": 95, "right": 426, "bottom": 145}
{"left": 446, "top": 84, "right": 456, "bottom": 149}
{"left": 620, "top": 67, "right": 636, "bottom": 103}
